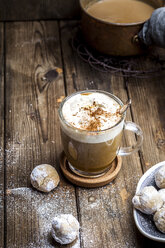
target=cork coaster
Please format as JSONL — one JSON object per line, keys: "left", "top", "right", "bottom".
{"left": 60, "top": 152, "right": 122, "bottom": 188}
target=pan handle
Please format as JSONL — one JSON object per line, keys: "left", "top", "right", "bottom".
{"left": 132, "top": 35, "right": 140, "bottom": 44}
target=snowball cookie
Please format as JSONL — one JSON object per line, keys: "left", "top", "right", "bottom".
{"left": 30, "top": 164, "right": 60, "bottom": 192}
{"left": 155, "top": 165, "right": 165, "bottom": 188}
{"left": 51, "top": 214, "right": 80, "bottom": 245}
{"left": 154, "top": 207, "right": 165, "bottom": 233}
{"left": 159, "top": 189, "right": 165, "bottom": 203}
{"left": 132, "top": 186, "right": 163, "bottom": 214}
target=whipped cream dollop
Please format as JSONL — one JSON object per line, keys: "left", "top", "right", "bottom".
{"left": 62, "top": 92, "right": 122, "bottom": 131}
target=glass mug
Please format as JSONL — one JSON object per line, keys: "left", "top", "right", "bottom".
{"left": 58, "top": 90, "right": 143, "bottom": 177}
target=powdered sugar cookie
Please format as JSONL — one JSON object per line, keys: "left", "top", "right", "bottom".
{"left": 155, "top": 165, "right": 165, "bottom": 188}
{"left": 30, "top": 164, "right": 60, "bottom": 192}
{"left": 158, "top": 189, "right": 165, "bottom": 203}
{"left": 154, "top": 207, "right": 165, "bottom": 233}
{"left": 51, "top": 214, "right": 80, "bottom": 244}
{"left": 132, "top": 186, "right": 163, "bottom": 214}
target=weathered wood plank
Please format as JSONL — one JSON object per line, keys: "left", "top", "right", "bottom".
{"left": 60, "top": 20, "right": 146, "bottom": 248}
{"left": 126, "top": 61, "right": 165, "bottom": 171}
{"left": 5, "top": 21, "right": 79, "bottom": 248}
{"left": 0, "top": 0, "right": 80, "bottom": 21}
{"left": 124, "top": 52, "right": 165, "bottom": 247}
{"left": 0, "top": 23, "right": 4, "bottom": 248}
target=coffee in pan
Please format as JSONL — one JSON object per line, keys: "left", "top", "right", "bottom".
{"left": 86, "top": 0, "right": 155, "bottom": 24}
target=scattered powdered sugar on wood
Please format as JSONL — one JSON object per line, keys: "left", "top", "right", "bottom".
{"left": 7, "top": 187, "right": 80, "bottom": 248}
{"left": 0, "top": 147, "right": 4, "bottom": 220}
{"left": 5, "top": 142, "right": 20, "bottom": 165}
{"left": 5, "top": 140, "right": 41, "bottom": 166}
{"left": 2, "top": 138, "right": 142, "bottom": 248}
{"left": 77, "top": 178, "right": 139, "bottom": 248}
{"left": 0, "top": 190, "right": 4, "bottom": 218}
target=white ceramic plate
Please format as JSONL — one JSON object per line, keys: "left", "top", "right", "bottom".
{"left": 133, "top": 161, "right": 165, "bottom": 242}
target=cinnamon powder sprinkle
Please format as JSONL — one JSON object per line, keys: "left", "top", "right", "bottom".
{"left": 78, "top": 101, "right": 121, "bottom": 131}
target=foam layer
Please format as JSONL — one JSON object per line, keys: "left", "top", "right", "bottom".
{"left": 60, "top": 92, "right": 124, "bottom": 143}
{"left": 60, "top": 119, "right": 124, "bottom": 143}
{"left": 62, "top": 92, "right": 121, "bottom": 131}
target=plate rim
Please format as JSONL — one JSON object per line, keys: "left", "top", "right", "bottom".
{"left": 133, "top": 161, "right": 165, "bottom": 242}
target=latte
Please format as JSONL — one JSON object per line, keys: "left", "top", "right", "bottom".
{"left": 59, "top": 91, "right": 124, "bottom": 176}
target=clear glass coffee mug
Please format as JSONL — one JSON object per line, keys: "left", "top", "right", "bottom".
{"left": 58, "top": 90, "right": 143, "bottom": 178}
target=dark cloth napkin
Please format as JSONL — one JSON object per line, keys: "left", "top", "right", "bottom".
{"left": 138, "top": 7, "right": 165, "bottom": 48}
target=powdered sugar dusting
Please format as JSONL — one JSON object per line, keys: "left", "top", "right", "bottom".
{"left": 46, "top": 181, "right": 56, "bottom": 191}
{"left": 155, "top": 165, "right": 165, "bottom": 188}
{"left": 6, "top": 187, "right": 80, "bottom": 248}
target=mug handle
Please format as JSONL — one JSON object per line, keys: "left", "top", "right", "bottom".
{"left": 118, "top": 121, "right": 143, "bottom": 156}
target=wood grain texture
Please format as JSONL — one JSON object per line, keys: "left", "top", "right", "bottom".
{"left": 0, "top": 23, "right": 4, "bottom": 248}
{"left": 0, "top": 0, "right": 80, "bottom": 21}
{"left": 5, "top": 21, "right": 79, "bottom": 248}
{"left": 126, "top": 52, "right": 165, "bottom": 171}
{"left": 124, "top": 51, "right": 165, "bottom": 248}
{"left": 60, "top": 20, "right": 146, "bottom": 248}
{"left": 2, "top": 19, "right": 165, "bottom": 248}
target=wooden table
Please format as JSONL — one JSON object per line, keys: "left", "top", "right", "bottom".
{"left": 0, "top": 20, "right": 165, "bottom": 248}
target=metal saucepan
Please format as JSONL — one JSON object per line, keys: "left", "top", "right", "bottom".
{"left": 80, "top": 0, "right": 164, "bottom": 56}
